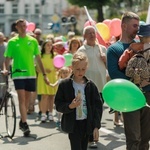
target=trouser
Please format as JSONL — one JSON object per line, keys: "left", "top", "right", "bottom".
{"left": 89, "top": 92, "right": 103, "bottom": 143}
{"left": 68, "top": 119, "right": 89, "bottom": 150}
{"left": 123, "top": 91, "right": 150, "bottom": 150}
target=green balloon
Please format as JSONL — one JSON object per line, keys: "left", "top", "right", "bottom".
{"left": 63, "top": 53, "right": 73, "bottom": 67}
{"left": 102, "top": 79, "right": 146, "bottom": 112}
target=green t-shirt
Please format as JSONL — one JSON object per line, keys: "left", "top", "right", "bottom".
{"left": 4, "top": 35, "right": 40, "bottom": 79}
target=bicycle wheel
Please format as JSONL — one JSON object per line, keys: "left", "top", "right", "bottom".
{"left": 5, "top": 95, "right": 16, "bottom": 138}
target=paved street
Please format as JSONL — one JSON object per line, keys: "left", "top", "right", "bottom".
{"left": 0, "top": 87, "right": 126, "bottom": 150}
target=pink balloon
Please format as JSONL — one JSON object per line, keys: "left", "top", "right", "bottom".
{"left": 109, "top": 18, "right": 121, "bottom": 37}
{"left": 27, "top": 22, "right": 36, "bottom": 32}
{"left": 103, "top": 19, "right": 111, "bottom": 28}
{"left": 84, "top": 20, "right": 96, "bottom": 28}
{"left": 53, "top": 55, "right": 65, "bottom": 68}
{"left": 26, "top": 21, "right": 29, "bottom": 26}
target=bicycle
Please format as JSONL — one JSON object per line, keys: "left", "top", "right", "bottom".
{"left": 0, "top": 69, "right": 26, "bottom": 139}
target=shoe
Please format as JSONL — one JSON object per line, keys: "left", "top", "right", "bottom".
{"left": 56, "top": 121, "right": 61, "bottom": 127}
{"left": 48, "top": 114, "right": 54, "bottom": 121}
{"left": 109, "top": 108, "right": 116, "bottom": 114}
{"left": 19, "top": 120, "right": 30, "bottom": 136}
{"left": 88, "top": 142, "right": 98, "bottom": 148}
{"left": 114, "top": 121, "right": 123, "bottom": 126}
{"left": 41, "top": 114, "right": 47, "bottom": 123}
{"left": 38, "top": 111, "right": 42, "bottom": 120}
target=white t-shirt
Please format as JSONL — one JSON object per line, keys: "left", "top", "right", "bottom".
{"left": 73, "top": 81, "right": 87, "bottom": 120}
{"left": 78, "top": 44, "right": 107, "bottom": 92}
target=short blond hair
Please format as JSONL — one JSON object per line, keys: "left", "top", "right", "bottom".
{"left": 72, "top": 52, "right": 88, "bottom": 66}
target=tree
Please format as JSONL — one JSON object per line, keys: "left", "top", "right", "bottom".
{"left": 67, "top": 0, "right": 111, "bottom": 22}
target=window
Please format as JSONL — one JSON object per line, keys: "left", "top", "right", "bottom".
{"left": 25, "top": 4, "right": 30, "bottom": 14}
{"left": 35, "top": 4, "right": 40, "bottom": 14}
{"left": 0, "top": 4, "right": 4, "bottom": 14}
{"left": 12, "top": 4, "right": 18, "bottom": 14}
{"left": 0, "top": 23, "right": 4, "bottom": 32}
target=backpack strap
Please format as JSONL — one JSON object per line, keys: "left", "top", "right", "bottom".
{"left": 137, "top": 47, "right": 150, "bottom": 54}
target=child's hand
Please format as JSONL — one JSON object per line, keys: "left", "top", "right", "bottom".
{"left": 49, "top": 83, "right": 54, "bottom": 87}
{"left": 93, "top": 128, "right": 99, "bottom": 142}
{"left": 69, "top": 98, "right": 81, "bottom": 109}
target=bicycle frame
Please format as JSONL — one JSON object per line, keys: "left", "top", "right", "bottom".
{"left": 0, "top": 69, "right": 27, "bottom": 138}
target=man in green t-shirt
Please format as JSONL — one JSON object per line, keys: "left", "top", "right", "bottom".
{"left": 4, "top": 19, "right": 49, "bottom": 136}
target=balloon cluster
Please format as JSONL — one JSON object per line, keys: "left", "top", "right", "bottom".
{"left": 53, "top": 53, "right": 73, "bottom": 68}
{"left": 102, "top": 79, "right": 146, "bottom": 112}
{"left": 84, "top": 18, "right": 122, "bottom": 43}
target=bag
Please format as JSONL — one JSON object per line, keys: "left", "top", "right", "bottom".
{"left": 125, "top": 50, "right": 150, "bottom": 85}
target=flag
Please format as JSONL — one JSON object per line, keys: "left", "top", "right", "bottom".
{"left": 146, "top": 3, "right": 150, "bottom": 24}
{"left": 84, "top": 6, "right": 107, "bottom": 47}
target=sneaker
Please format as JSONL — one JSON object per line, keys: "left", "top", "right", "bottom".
{"left": 41, "top": 114, "right": 47, "bottom": 123}
{"left": 48, "top": 114, "right": 54, "bottom": 121}
{"left": 88, "top": 142, "right": 98, "bottom": 149}
{"left": 56, "top": 121, "right": 61, "bottom": 127}
{"left": 19, "top": 120, "right": 30, "bottom": 136}
{"left": 114, "top": 121, "right": 123, "bottom": 126}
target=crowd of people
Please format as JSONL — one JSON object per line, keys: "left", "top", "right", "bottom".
{"left": 0, "top": 11, "right": 150, "bottom": 150}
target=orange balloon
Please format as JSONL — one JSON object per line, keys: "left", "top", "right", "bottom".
{"left": 96, "top": 23, "right": 110, "bottom": 41}
{"left": 103, "top": 19, "right": 111, "bottom": 28}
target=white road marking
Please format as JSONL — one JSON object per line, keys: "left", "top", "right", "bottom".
{"left": 100, "top": 127, "right": 125, "bottom": 139}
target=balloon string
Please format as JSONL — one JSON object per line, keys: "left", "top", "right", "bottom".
{"left": 146, "top": 103, "right": 150, "bottom": 108}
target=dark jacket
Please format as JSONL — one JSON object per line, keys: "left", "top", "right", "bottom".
{"left": 54, "top": 75, "right": 103, "bottom": 134}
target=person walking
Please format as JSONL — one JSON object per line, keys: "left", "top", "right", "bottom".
{"left": 107, "top": 12, "right": 150, "bottom": 150}
{"left": 49, "top": 66, "right": 71, "bottom": 127}
{"left": 4, "top": 19, "right": 49, "bottom": 136}
{"left": 0, "top": 32, "right": 7, "bottom": 99}
{"left": 78, "top": 25, "right": 107, "bottom": 148}
{"left": 55, "top": 51, "right": 103, "bottom": 150}
{"left": 68, "top": 37, "right": 81, "bottom": 55}
{"left": 36, "top": 39, "right": 58, "bottom": 122}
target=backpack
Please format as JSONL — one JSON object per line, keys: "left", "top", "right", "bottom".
{"left": 125, "top": 48, "right": 150, "bottom": 85}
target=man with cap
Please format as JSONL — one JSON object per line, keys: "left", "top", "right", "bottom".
{"left": 107, "top": 12, "right": 150, "bottom": 150}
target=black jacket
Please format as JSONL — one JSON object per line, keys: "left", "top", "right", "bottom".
{"left": 54, "top": 75, "right": 103, "bottom": 134}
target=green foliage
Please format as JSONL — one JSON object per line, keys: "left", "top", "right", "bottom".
{"left": 67, "top": 0, "right": 110, "bottom": 9}
{"left": 139, "top": 12, "right": 147, "bottom": 22}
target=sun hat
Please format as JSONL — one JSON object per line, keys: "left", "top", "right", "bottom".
{"left": 53, "top": 36, "right": 66, "bottom": 46}
{"left": 137, "top": 24, "right": 150, "bottom": 37}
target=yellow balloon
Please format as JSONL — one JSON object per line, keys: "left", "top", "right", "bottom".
{"left": 96, "top": 23, "right": 110, "bottom": 41}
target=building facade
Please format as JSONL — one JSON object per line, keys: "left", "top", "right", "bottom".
{"left": 0, "top": 0, "right": 68, "bottom": 36}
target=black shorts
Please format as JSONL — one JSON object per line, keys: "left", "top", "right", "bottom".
{"left": 13, "top": 79, "right": 36, "bottom": 92}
